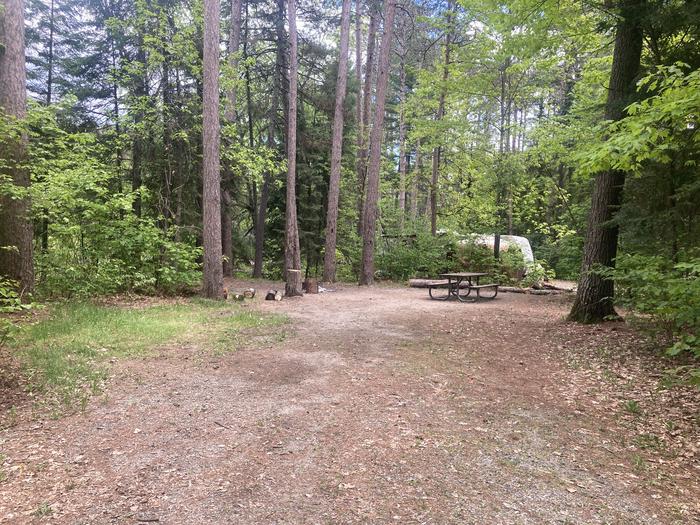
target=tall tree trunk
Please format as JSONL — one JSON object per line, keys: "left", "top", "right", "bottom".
{"left": 243, "top": 0, "right": 257, "bottom": 261}
{"left": 253, "top": 174, "right": 271, "bottom": 277}
{"left": 354, "top": 0, "right": 363, "bottom": 214}
{"left": 411, "top": 139, "right": 420, "bottom": 221}
{"left": 162, "top": 27, "right": 174, "bottom": 228}
{"left": 46, "top": 0, "right": 54, "bottom": 106}
{"left": 0, "top": 0, "right": 34, "bottom": 297}
{"left": 221, "top": 0, "right": 242, "bottom": 277}
{"left": 173, "top": 65, "right": 185, "bottom": 239}
{"left": 202, "top": 0, "right": 225, "bottom": 299}
{"left": 494, "top": 57, "right": 511, "bottom": 259}
{"left": 284, "top": 0, "right": 302, "bottom": 296}
{"left": 111, "top": 40, "right": 124, "bottom": 205}
{"left": 39, "top": 0, "right": 55, "bottom": 252}
{"left": 359, "top": 0, "right": 397, "bottom": 285}
{"left": 225, "top": 0, "right": 242, "bottom": 123}
{"left": 397, "top": 50, "right": 407, "bottom": 231}
{"left": 430, "top": 2, "right": 452, "bottom": 236}
{"left": 322, "top": 0, "right": 352, "bottom": 283}
{"left": 253, "top": 0, "right": 286, "bottom": 278}
{"left": 131, "top": 41, "right": 147, "bottom": 218}
{"left": 220, "top": 190, "right": 233, "bottom": 275}
{"left": 357, "top": 5, "right": 377, "bottom": 235}
{"left": 569, "top": 0, "right": 644, "bottom": 323}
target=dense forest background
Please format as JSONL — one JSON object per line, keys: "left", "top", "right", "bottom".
{"left": 1, "top": 0, "right": 699, "bottom": 363}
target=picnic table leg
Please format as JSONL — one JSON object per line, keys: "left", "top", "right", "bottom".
{"left": 456, "top": 277, "right": 472, "bottom": 302}
{"left": 429, "top": 285, "right": 450, "bottom": 300}
{"left": 429, "top": 279, "right": 451, "bottom": 301}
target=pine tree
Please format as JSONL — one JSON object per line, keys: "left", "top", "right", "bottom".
{"left": 322, "top": 0, "right": 352, "bottom": 283}
{"left": 284, "top": 0, "right": 303, "bottom": 296}
{"left": 0, "top": 0, "right": 34, "bottom": 297}
{"left": 569, "top": 0, "right": 645, "bottom": 322}
{"left": 202, "top": 0, "right": 225, "bottom": 299}
{"left": 359, "top": 0, "right": 397, "bottom": 285}
{"left": 222, "top": 0, "right": 242, "bottom": 277}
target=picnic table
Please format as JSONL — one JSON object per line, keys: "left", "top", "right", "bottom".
{"left": 427, "top": 272, "right": 499, "bottom": 302}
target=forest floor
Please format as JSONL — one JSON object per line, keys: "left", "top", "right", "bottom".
{"left": 1, "top": 280, "right": 699, "bottom": 524}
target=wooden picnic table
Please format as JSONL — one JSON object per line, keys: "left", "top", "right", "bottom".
{"left": 427, "top": 272, "right": 499, "bottom": 302}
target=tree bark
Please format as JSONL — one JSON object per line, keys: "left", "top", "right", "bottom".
{"left": 354, "top": 0, "right": 363, "bottom": 215}
{"left": 569, "top": 0, "right": 645, "bottom": 323}
{"left": 397, "top": 47, "right": 407, "bottom": 231}
{"left": 359, "top": 0, "right": 397, "bottom": 285}
{"left": 202, "top": 0, "right": 225, "bottom": 299}
{"left": 411, "top": 140, "right": 420, "bottom": 221}
{"left": 0, "top": 0, "right": 34, "bottom": 297}
{"left": 430, "top": 2, "right": 452, "bottom": 236}
{"left": 253, "top": 173, "right": 271, "bottom": 277}
{"left": 225, "top": 0, "right": 242, "bottom": 122}
{"left": 161, "top": 18, "right": 174, "bottom": 228}
{"left": 253, "top": 0, "right": 286, "bottom": 278}
{"left": 284, "top": 0, "right": 302, "bottom": 297}
{"left": 357, "top": 5, "right": 377, "bottom": 235}
{"left": 38, "top": 0, "right": 55, "bottom": 252}
{"left": 131, "top": 39, "right": 147, "bottom": 218}
{"left": 221, "top": 0, "right": 242, "bottom": 277}
{"left": 322, "top": 0, "right": 352, "bottom": 283}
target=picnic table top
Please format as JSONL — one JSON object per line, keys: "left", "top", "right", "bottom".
{"left": 439, "top": 272, "right": 488, "bottom": 279}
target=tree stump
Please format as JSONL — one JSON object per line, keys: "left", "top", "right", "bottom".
{"left": 303, "top": 278, "right": 318, "bottom": 294}
{"left": 285, "top": 269, "right": 303, "bottom": 297}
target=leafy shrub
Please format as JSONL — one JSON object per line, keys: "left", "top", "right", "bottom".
{"left": 26, "top": 103, "right": 202, "bottom": 298}
{"left": 455, "top": 240, "right": 526, "bottom": 285}
{"left": 36, "top": 220, "right": 201, "bottom": 298}
{"left": 375, "top": 232, "right": 461, "bottom": 281}
{"left": 521, "top": 261, "right": 556, "bottom": 288}
{"left": 454, "top": 240, "right": 498, "bottom": 273}
{"left": 0, "top": 277, "right": 31, "bottom": 348}
{"left": 334, "top": 234, "right": 362, "bottom": 282}
{"left": 536, "top": 234, "right": 583, "bottom": 280}
{"left": 498, "top": 248, "right": 527, "bottom": 284}
{"left": 612, "top": 253, "right": 700, "bottom": 381}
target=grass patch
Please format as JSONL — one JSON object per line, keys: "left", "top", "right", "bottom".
{"left": 622, "top": 399, "right": 642, "bottom": 415}
{"left": 634, "top": 433, "right": 664, "bottom": 451}
{"left": 632, "top": 453, "right": 648, "bottom": 472}
{"left": 212, "top": 310, "right": 287, "bottom": 354}
{"left": 11, "top": 299, "right": 287, "bottom": 412}
{"left": 0, "top": 453, "right": 7, "bottom": 482}
{"left": 32, "top": 502, "right": 53, "bottom": 517}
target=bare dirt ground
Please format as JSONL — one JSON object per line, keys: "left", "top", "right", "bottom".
{"left": 1, "top": 281, "right": 699, "bottom": 524}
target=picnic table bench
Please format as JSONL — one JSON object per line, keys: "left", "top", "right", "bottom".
{"left": 427, "top": 272, "right": 499, "bottom": 302}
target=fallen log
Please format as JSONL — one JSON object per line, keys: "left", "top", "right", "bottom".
{"left": 499, "top": 286, "right": 563, "bottom": 295}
